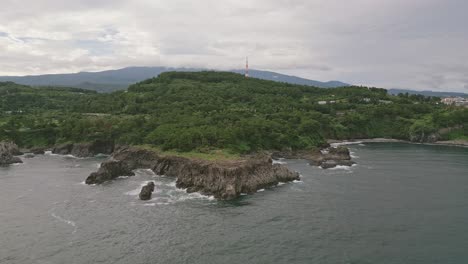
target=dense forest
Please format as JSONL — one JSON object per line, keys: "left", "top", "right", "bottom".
{"left": 1, "top": 72, "right": 467, "bottom": 154}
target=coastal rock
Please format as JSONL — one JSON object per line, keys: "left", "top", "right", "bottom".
{"left": 23, "top": 153, "right": 35, "bottom": 158}
{"left": 9, "top": 156, "right": 23, "bottom": 164}
{"left": 70, "top": 143, "right": 94, "bottom": 157}
{"left": 273, "top": 146, "right": 355, "bottom": 169}
{"left": 52, "top": 140, "right": 115, "bottom": 157}
{"left": 320, "top": 160, "right": 338, "bottom": 169}
{"left": 170, "top": 155, "right": 299, "bottom": 200}
{"left": 139, "top": 182, "right": 155, "bottom": 200}
{"left": 320, "top": 159, "right": 355, "bottom": 169}
{"left": 426, "top": 133, "right": 440, "bottom": 143}
{"left": 52, "top": 143, "right": 74, "bottom": 155}
{"left": 305, "top": 149, "right": 326, "bottom": 166}
{"left": 0, "top": 141, "right": 23, "bottom": 166}
{"left": 325, "top": 146, "right": 351, "bottom": 161}
{"left": 85, "top": 160, "right": 135, "bottom": 184}
{"left": 272, "top": 149, "right": 324, "bottom": 163}
{"left": 30, "top": 147, "right": 46, "bottom": 155}
{"left": 86, "top": 146, "right": 300, "bottom": 200}
{"left": 303, "top": 147, "right": 353, "bottom": 168}
{"left": 3, "top": 142, "right": 22, "bottom": 156}
{"left": 409, "top": 132, "right": 440, "bottom": 143}
{"left": 71, "top": 140, "right": 115, "bottom": 157}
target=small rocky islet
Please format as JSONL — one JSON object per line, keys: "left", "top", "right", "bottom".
{"left": 139, "top": 182, "right": 155, "bottom": 200}
{"left": 0, "top": 140, "right": 355, "bottom": 200}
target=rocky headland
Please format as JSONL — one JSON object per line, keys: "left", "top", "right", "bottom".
{"left": 328, "top": 138, "right": 468, "bottom": 148}
{"left": 432, "top": 140, "right": 468, "bottom": 147}
{"left": 86, "top": 146, "right": 300, "bottom": 200}
{"left": 0, "top": 141, "right": 23, "bottom": 166}
{"left": 272, "top": 146, "right": 355, "bottom": 169}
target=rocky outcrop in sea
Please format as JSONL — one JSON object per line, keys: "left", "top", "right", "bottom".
{"left": 273, "top": 146, "right": 355, "bottom": 169}
{"left": 139, "top": 182, "right": 155, "bottom": 200}
{"left": 86, "top": 147, "right": 300, "bottom": 200}
{"left": 30, "top": 147, "right": 46, "bottom": 155}
{"left": 0, "top": 141, "right": 23, "bottom": 166}
{"left": 317, "top": 146, "right": 355, "bottom": 169}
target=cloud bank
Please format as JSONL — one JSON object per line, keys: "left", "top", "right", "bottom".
{"left": 1, "top": 0, "right": 467, "bottom": 91}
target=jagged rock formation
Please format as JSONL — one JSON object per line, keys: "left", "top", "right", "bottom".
{"left": 23, "top": 153, "right": 35, "bottom": 158}
{"left": 320, "top": 159, "right": 355, "bottom": 169}
{"left": 0, "top": 141, "right": 23, "bottom": 166}
{"left": 313, "top": 146, "right": 355, "bottom": 169}
{"left": 273, "top": 146, "right": 355, "bottom": 169}
{"left": 30, "top": 147, "right": 46, "bottom": 155}
{"left": 139, "top": 182, "right": 155, "bottom": 200}
{"left": 410, "top": 132, "right": 440, "bottom": 143}
{"left": 86, "top": 147, "right": 300, "bottom": 200}
{"left": 52, "top": 140, "right": 114, "bottom": 157}
{"left": 325, "top": 146, "right": 352, "bottom": 160}
{"left": 85, "top": 160, "right": 135, "bottom": 184}
{"left": 52, "top": 143, "right": 73, "bottom": 155}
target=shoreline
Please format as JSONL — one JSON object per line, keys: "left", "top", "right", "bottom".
{"left": 327, "top": 138, "right": 468, "bottom": 148}
{"left": 85, "top": 146, "right": 300, "bottom": 200}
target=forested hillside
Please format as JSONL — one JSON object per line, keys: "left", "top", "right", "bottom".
{"left": 1, "top": 72, "right": 467, "bottom": 153}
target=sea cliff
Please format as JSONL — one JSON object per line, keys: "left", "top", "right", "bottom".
{"left": 0, "top": 141, "right": 22, "bottom": 166}
{"left": 52, "top": 140, "right": 115, "bottom": 157}
{"left": 86, "top": 146, "right": 300, "bottom": 200}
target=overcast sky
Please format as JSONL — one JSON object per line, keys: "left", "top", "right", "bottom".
{"left": 1, "top": 0, "right": 467, "bottom": 91}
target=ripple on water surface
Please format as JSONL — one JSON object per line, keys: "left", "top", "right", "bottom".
{"left": 1, "top": 143, "right": 468, "bottom": 264}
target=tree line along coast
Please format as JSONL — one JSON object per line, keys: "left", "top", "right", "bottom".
{"left": 1, "top": 71, "right": 466, "bottom": 152}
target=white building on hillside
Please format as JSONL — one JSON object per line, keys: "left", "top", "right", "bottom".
{"left": 441, "top": 97, "right": 468, "bottom": 106}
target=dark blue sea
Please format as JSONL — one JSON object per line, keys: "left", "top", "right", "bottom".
{"left": 1, "top": 143, "right": 468, "bottom": 264}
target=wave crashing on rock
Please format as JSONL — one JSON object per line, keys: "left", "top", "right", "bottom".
{"left": 86, "top": 147, "right": 300, "bottom": 200}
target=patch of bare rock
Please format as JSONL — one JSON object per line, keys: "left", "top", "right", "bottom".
{"left": 0, "top": 141, "right": 23, "bottom": 166}
{"left": 139, "top": 182, "right": 155, "bottom": 200}
{"left": 52, "top": 140, "right": 115, "bottom": 157}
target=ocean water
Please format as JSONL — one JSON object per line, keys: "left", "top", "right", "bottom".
{"left": 1, "top": 143, "right": 468, "bottom": 264}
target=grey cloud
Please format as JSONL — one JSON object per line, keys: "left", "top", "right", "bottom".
{"left": 420, "top": 75, "right": 447, "bottom": 89}
{"left": 460, "top": 78, "right": 468, "bottom": 90}
{"left": 1, "top": 0, "right": 468, "bottom": 92}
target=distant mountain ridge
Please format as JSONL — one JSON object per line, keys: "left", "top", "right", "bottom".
{"left": 231, "top": 69, "right": 349, "bottom": 88}
{"left": 1, "top": 66, "right": 466, "bottom": 97}
{"left": 0, "top": 67, "right": 349, "bottom": 92}
{"left": 0, "top": 67, "right": 190, "bottom": 92}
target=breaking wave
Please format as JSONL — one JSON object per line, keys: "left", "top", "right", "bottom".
{"left": 272, "top": 159, "right": 287, "bottom": 165}
{"left": 50, "top": 212, "right": 77, "bottom": 234}
{"left": 330, "top": 141, "right": 363, "bottom": 148}
{"left": 126, "top": 176, "right": 215, "bottom": 205}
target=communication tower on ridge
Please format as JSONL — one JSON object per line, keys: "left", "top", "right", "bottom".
{"left": 245, "top": 57, "right": 249, "bottom": 78}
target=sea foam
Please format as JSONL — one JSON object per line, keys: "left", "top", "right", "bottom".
{"left": 272, "top": 159, "right": 287, "bottom": 165}
{"left": 127, "top": 178, "right": 215, "bottom": 205}
{"left": 51, "top": 212, "right": 77, "bottom": 234}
